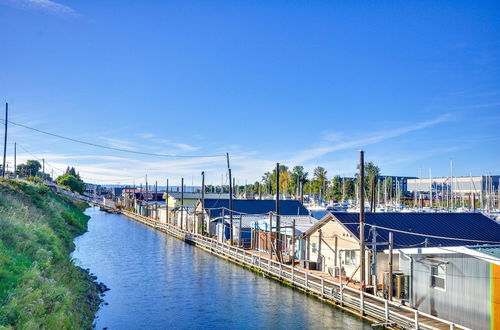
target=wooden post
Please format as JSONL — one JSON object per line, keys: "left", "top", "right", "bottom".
{"left": 339, "top": 254, "right": 344, "bottom": 305}
{"left": 276, "top": 163, "right": 281, "bottom": 261}
{"left": 166, "top": 179, "right": 169, "bottom": 224}
{"left": 155, "top": 181, "right": 158, "bottom": 220}
{"left": 388, "top": 231, "right": 393, "bottom": 301}
{"left": 145, "top": 176, "right": 149, "bottom": 217}
{"left": 317, "top": 229, "right": 322, "bottom": 271}
{"left": 221, "top": 209, "right": 225, "bottom": 243}
{"left": 13, "top": 142, "right": 16, "bottom": 179}
{"left": 334, "top": 235, "right": 338, "bottom": 269}
{"left": 359, "top": 150, "right": 366, "bottom": 291}
{"left": 238, "top": 215, "right": 242, "bottom": 247}
{"left": 2, "top": 103, "right": 7, "bottom": 178}
{"left": 227, "top": 153, "right": 233, "bottom": 245}
{"left": 268, "top": 213, "right": 273, "bottom": 260}
{"left": 291, "top": 219, "right": 296, "bottom": 268}
{"left": 201, "top": 171, "right": 205, "bottom": 235}
{"left": 181, "top": 178, "right": 184, "bottom": 229}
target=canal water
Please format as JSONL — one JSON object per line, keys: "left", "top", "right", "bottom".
{"left": 72, "top": 207, "right": 370, "bottom": 329}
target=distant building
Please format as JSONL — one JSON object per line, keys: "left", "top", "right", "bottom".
{"left": 379, "top": 176, "right": 417, "bottom": 193}
{"left": 407, "top": 175, "right": 500, "bottom": 194}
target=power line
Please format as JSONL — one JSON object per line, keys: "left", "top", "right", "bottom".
{"left": 16, "top": 143, "right": 146, "bottom": 183}
{"left": 0, "top": 119, "right": 225, "bottom": 159}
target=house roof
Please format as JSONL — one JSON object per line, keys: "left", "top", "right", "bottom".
{"left": 203, "top": 199, "right": 309, "bottom": 218}
{"left": 309, "top": 212, "right": 500, "bottom": 251}
{"left": 466, "top": 244, "right": 500, "bottom": 260}
{"left": 166, "top": 192, "right": 230, "bottom": 200}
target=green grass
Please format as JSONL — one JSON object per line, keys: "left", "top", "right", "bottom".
{"left": 0, "top": 180, "right": 99, "bottom": 329}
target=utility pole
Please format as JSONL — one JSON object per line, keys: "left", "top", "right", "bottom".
{"left": 276, "top": 163, "right": 281, "bottom": 261}
{"left": 42, "top": 158, "right": 45, "bottom": 177}
{"left": 450, "top": 159, "right": 454, "bottom": 209}
{"left": 2, "top": 103, "right": 8, "bottom": 178}
{"left": 155, "top": 181, "right": 158, "bottom": 220}
{"left": 291, "top": 218, "right": 296, "bottom": 268}
{"left": 388, "top": 232, "right": 394, "bottom": 301}
{"left": 166, "top": 179, "right": 169, "bottom": 224}
{"left": 429, "top": 168, "right": 433, "bottom": 209}
{"left": 359, "top": 150, "right": 366, "bottom": 292}
{"left": 227, "top": 153, "right": 233, "bottom": 244}
{"left": 13, "top": 142, "right": 16, "bottom": 179}
{"left": 145, "top": 175, "right": 149, "bottom": 217}
{"left": 181, "top": 178, "right": 184, "bottom": 230}
{"left": 201, "top": 171, "right": 205, "bottom": 235}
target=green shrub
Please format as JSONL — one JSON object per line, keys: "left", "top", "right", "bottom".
{"left": 0, "top": 180, "right": 97, "bottom": 329}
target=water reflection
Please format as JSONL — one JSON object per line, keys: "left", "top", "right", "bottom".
{"left": 72, "top": 208, "right": 370, "bottom": 329}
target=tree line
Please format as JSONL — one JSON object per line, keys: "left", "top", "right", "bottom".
{"left": 13, "top": 160, "right": 86, "bottom": 194}
{"left": 206, "top": 162, "right": 394, "bottom": 203}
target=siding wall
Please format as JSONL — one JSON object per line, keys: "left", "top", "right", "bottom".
{"left": 400, "top": 253, "right": 490, "bottom": 330}
{"left": 492, "top": 264, "right": 500, "bottom": 330}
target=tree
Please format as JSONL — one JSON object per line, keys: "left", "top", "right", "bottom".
{"left": 280, "top": 170, "right": 292, "bottom": 196}
{"left": 252, "top": 181, "right": 260, "bottom": 195}
{"left": 355, "top": 161, "right": 381, "bottom": 202}
{"left": 56, "top": 174, "right": 85, "bottom": 194}
{"left": 265, "top": 165, "right": 289, "bottom": 195}
{"left": 312, "top": 166, "right": 328, "bottom": 195}
{"left": 17, "top": 160, "right": 41, "bottom": 177}
{"left": 344, "top": 179, "right": 355, "bottom": 199}
{"left": 365, "top": 162, "right": 380, "bottom": 207}
{"left": 65, "top": 166, "right": 81, "bottom": 180}
{"left": 290, "top": 166, "right": 308, "bottom": 197}
{"left": 331, "top": 175, "right": 343, "bottom": 201}
{"left": 262, "top": 172, "right": 272, "bottom": 194}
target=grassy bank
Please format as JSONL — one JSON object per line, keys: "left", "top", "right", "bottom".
{"left": 0, "top": 180, "right": 100, "bottom": 329}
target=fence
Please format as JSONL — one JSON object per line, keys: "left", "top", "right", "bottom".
{"left": 121, "top": 210, "right": 466, "bottom": 330}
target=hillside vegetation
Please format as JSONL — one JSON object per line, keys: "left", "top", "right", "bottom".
{"left": 0, "top": 180, "right": 99, "bottom": 329}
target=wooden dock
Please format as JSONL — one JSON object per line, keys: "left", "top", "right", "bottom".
{"left": 117, "top": 210, "right": 469, "bottom": 330}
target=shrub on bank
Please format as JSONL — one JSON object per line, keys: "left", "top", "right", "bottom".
{"left": 0, "top": 180, "right": 99, "bottom": 329}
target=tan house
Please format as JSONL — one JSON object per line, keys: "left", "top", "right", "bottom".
{"left": 302, "top": 212, "right": 398, "bottom": 292}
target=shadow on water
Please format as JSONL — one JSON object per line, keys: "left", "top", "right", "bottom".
{"left": 72, "top": 207, "right": 371, "bottom": 330}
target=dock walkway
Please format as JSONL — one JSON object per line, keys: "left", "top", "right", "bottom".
{"left": 118, "top": 210, "right": 466, "bottom": 330}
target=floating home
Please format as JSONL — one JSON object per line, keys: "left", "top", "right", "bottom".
{"left": 195, "top": 199, "right": 309, "bottom": 236}
{"left": 305, "top": 212, "right": 500, "bottom": 330}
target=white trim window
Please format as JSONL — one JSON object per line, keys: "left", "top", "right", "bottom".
{"left": 431, "top": 264, "right": 446, "bottom": 290}
{"left": 345, "top": 250, "right": 356, "bottom": 267}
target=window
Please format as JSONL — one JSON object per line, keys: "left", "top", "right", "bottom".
{"left": 431, "top": 264, "right": 446, "bottom": 290}
{"left": 311, "top": 242, "right": 317, "bottom": 253}
{"left": 345, "top": 250, "right": 356, "bottom": 267}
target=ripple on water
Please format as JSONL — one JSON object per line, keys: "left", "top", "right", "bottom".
{"left": 72, "top": 207, "right": 370, "bottom": 330}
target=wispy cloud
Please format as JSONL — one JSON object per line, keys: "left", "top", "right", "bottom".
{"left": 1, "top": 0, "right": 77, "bottom": 17}
{"left": 11, "top": 114, "right": 454, "bottom": 184}
{"left": 99, "top": 137, "right": 138, "bottom": 151}
{"left": 137, "top": 133, "right": 154, "bottom": 139}
{"left": 289, "top": 114, "right": 451, "bottom": 164}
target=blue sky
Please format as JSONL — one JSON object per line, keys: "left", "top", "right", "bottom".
{"left": 1, "top": 0, "right": 499, "bottom": 185}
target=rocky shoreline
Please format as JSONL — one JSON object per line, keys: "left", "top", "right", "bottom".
{"left": 77, "top": 267, "right": 111, "bottom": 327}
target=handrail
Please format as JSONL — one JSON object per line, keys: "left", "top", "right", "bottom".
{"left": 119, "top": 209, "right": 469, "bottom": 330}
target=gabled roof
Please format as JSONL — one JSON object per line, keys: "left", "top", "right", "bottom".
{"left": 202, "top": 199, "right": 309, "bottom": 218}
{"left": 310, "top": 212, "right": 500, "bottom": 251}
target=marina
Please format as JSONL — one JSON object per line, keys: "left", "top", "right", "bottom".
{"left": 85, "top": 204, "right": 468, "bottom": 330}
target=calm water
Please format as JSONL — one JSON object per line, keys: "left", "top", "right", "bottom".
{"left": 72, "top": 207, "right": 370, "bottom": 329}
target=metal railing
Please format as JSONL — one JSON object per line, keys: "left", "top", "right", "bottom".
{"left": 121, "top": 210, "right": 467, "bottom": 330}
